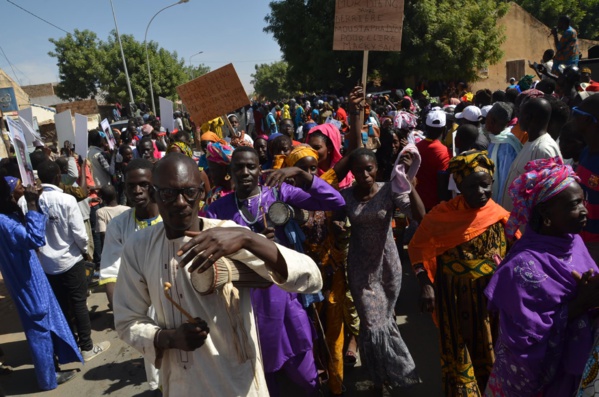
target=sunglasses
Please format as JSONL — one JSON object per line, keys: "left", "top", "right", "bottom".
{"left": 572, "top": 107, "right": 598, "bottom": 123}
{"left": 153, "top": 187, "right": 202, "bottom": 203}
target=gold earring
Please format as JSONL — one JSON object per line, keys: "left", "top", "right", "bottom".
{"left": 225, "top": 174, "right": 231, "bottom": 181}
{"left": 543, "top": 218, "right": 551, "bottom": 227}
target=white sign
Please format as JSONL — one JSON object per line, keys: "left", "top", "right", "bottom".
{"left": 100, "top": 118, "right": 116, "bottom": 150}
{"left": 159, "top": 97, "right": 175, "bottom": 132}
{"left": 55, "top": 110, "right": 76, "bottom": 148}
{"left": 6, "top": 117, "right": 34, "bottom": 186}
{"left": 19, "top": 117, "right": 44, "bottom": 148}
{"left": 75, "top": 113, "right": 89, "bottom": 158}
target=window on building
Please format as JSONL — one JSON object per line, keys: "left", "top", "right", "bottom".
{"left": 506, "top": 60, "right": 525, "bottom": 83}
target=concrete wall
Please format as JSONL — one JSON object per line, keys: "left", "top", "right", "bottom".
{"left": 21, "top": 83, "right": 55, "bottom": 98}
{"left": 472, "top": 2, "right": 599, "bottom": 91}
{"left": 55, "top": 99, "right": 99, "bottom": 116}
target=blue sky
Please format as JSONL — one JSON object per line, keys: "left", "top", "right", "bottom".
{"left": 0, "top": 0, "right": 283, "bottom": 94}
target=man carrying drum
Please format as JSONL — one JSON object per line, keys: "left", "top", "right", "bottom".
{"left": 113, "top": 153, "right": 323, "bottom": 397}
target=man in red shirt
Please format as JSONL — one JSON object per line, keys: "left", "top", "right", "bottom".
{"left": 333, "top": 98, "right": 348, "bottom": 132}
{"left": 416, "top": 107, "right": 451, "bottom": 211}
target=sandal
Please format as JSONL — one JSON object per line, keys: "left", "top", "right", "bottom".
{"left": 344, "top": 350, "right": 357, "bottom": 366}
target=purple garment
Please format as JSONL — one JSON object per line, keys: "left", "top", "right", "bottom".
{"left": 205, "top": 176, "right": 344, "bottom": 374}
{"left": 484, "top": 227, "right": 597, "bottom": 397}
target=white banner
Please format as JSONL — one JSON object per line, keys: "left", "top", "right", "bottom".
{"left": 100, "top": 118, "right": 116, "bottom": 150}
{"left": 159, "top": 97, "right": 175, "bottom": 132}
{"left": 75, "top": 113, "right": 89, "bottom": 158}
{"left": 55, "top": 110, "right": 75, "bottom": 148}
{"left": 6, "top": 117, "right": 34, "bottom": 186}
{"left": 19, "top": 117, "right": 44, "bottom": 148}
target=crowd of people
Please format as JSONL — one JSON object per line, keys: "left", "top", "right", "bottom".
{"left": 1, "top": 19, "right": 599, "bottom": 396}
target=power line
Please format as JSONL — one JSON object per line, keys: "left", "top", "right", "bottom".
{"left": 0, "top": 45, "right": 22, "bottom": 86}
{"left": 6, "top": 0, "right": 70, "bottom": 34}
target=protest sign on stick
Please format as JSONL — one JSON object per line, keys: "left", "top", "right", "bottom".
{"left": 159, "top": 97, "right": 175, "bottom": 132}
{"left": 19, "top": 116, "right": 43, "bottom": 148}
{"left": 177, "top": 64, "right": 250, "bottom": 126}
{"left": 75, "top": 113, "right": 89, "bottom": 158}
{"left": 100, "top": 118, "right": 116, "bottom": 150}
{"left": 55, "top": 110, "right": 76, "bottom": 148}
{"left": 6, "top": 117, "right": 34, "bottom": 186}
{"left": 333, "top": 0, "right": 405, "bottom": 52}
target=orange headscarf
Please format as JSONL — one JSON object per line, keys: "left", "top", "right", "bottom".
{"left": 200, "top": 131, "right": 226, "bottom": 145}
{"left": 408, "top": 195, "right": 518, "bottom": 284}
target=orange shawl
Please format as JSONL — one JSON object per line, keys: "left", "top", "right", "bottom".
{"left": 408, "top": 195, "right": 517, "bottom": 284}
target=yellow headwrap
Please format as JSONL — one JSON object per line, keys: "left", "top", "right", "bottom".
{"left": 284, "top": 145, "right": 319, "bottom": 168}
{"left": 448, "top": 150, "right": 494, "bottom": 185}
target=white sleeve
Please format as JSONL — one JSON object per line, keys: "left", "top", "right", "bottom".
{"left": 67, "top": 157, "right": 79, "bottom": 179}
{"left": 113, "top": 238, "right": 160, "bottom": 364}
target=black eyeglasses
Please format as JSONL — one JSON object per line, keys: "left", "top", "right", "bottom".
{"left": 153, "top": 187, "right": 202, "bottom": 203}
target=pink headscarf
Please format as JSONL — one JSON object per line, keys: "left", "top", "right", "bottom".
{"left": 307, "top": 123, "right": 354, "bottom": 188}
{"left": 506, "top": 157, "right": 579, "bottom": 238}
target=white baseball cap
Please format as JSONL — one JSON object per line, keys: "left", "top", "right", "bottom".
{"left": 481, "top": 105, "right": 493, "bottom": 118}
{"left": 455, "top": 105, "right": 482, "bottom": 122}
{"left": 425, "top": 107, "right": 446, "bottom": 128}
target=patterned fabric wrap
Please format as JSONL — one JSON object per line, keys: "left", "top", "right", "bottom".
{"left": 285, "top": 145, "right": 319, "bottom": 168}
{"left": 448, "top": 150, "right": 495, "bottom": 186}
{"left": 167, "top": 141, "right": 194, "bottom": 158}
{"left": 394, "top": 111, "right": 418, "bottom": 130}
{"left": 506, "top": 156, "right": 579, "bottom": 238}
{"left": 205, "top": 142, "right": 234, "bottom": 165}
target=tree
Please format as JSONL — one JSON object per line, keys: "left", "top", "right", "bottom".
{"left": 264, "top": 0, "right": 508, "bottom": 92}
{"left": 183, "top": 64, "right": 211, "bottom": 80}
{"left": 512, "top": 0, "right": 599, "bottom": 40}
{"left": 100, "top": 32, "right": 188, "bottom": 105}
{"left": 251, "top": 61, "right": 292, "bottom": 100}
{"left": 48, "top": 30, "right": 106, "bottom": 101}
{"left": 49, "top": 30, "right": 194, "bottom": 106}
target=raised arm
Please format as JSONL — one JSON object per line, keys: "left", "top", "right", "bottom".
{"left": 334, "top": 86, "right": 365, "bottom": 182}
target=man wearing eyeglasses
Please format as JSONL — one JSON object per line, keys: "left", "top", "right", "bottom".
{"left": 572, "top": 95, "right": 599, "bottom": 263}
{"left": 113, "top": 153, "right": 322, "bottom": 397}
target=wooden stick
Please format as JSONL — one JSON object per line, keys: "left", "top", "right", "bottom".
{"left": 163, "top": 282, "right": 197, "bottom": 323}
{"left": 358, "top": 50, "right": 369, "bottom": 129}
{"left": 260, "top": 205, "right": 268, "bottom": 229}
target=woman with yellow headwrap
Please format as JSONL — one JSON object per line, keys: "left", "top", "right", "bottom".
{"left": 264, "top": 86, "right": 364, "bottom": 395}
{"left": 408, "top": 150, "right": 519, "bottom": 397}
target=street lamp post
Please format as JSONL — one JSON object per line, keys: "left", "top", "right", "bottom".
{"left": 144, "top": 0, "right": 189, "bottom": 115}
{"left": 109, "top": 0, "right": 135, "bottom": 109}
{"left": 188, "top": 51, "right": 204, "bottom": 79}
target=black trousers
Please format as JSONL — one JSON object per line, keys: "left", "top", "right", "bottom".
{"left": 46, "top": 260, "right": 93, "bottom": 351}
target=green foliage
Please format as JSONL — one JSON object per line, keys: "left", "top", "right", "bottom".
{"left": 48, "top": 30, "right": 106, "bottom": 101}
{"left": 183, "top": 64, "right": 211, "bottom": 80}
{"left": 512, "top": 0, "right": 599, "bottom": 40}
{"left": 264, "top": 0, "right": 509, "bottom": 92}
{"left": 251, "top": 61, "right": 292, "bottom": 100}
{"left": 49, "top": 30, "right": 205, "bottom": 106}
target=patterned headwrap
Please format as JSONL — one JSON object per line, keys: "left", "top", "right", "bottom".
{"left": 394, "top": 111, "right": 418, "bottom": 130}
{"left": 4, "top": 176, "right": 19, "bottom": 193}
{"left": 448, "top": 150, "right": 495, "bottom": 186}
{"left": 167, "top": 141, "right": 193, "bottom": 158}
{"left": 285, "top": 145, "right": 319, "bottom": 167}
{"left": 506, "top": 157, "right": 579, "bottom": 238}
{"left": 205, "top": 142, "right": 234, "bottom": 165}
{"left": 200, "top": 132, "right": 226, "bottom": 145}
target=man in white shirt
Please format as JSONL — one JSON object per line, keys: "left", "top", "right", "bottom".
{"left": 501, "top": 98, "right": 562, "bottom": 210}
{"left": 20, "top": 160, "right": 110, "bottom": 362}
{"left": 114, "top": 154, "right": 322, "bottom": 396}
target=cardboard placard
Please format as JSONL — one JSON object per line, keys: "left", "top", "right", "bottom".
{"left": 333, "top": 0, "right": 404, "bottom": 52}
{"left": 159, "top": 97, "right": 175, "bottom": 132}
{"left": 177, "top": 64, "right": 250, "bottom": 126}
{"left": 6, "top": 117, "right": 34, "bottom": 186}
{"left": 100, "top": 118, "right": 116, "bottom": 150}
{"left": 55, "top": 110, "right": 76, "bottom": 148}
{"left": 75, "top": 113, "right": 89, "bottom": 158}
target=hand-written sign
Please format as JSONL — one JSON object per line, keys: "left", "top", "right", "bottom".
{"left": 333, "top": 0, "right": 404, "bottom": 52}
{"left": 177, "top": 64, "right": 250, "bottom": 126}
